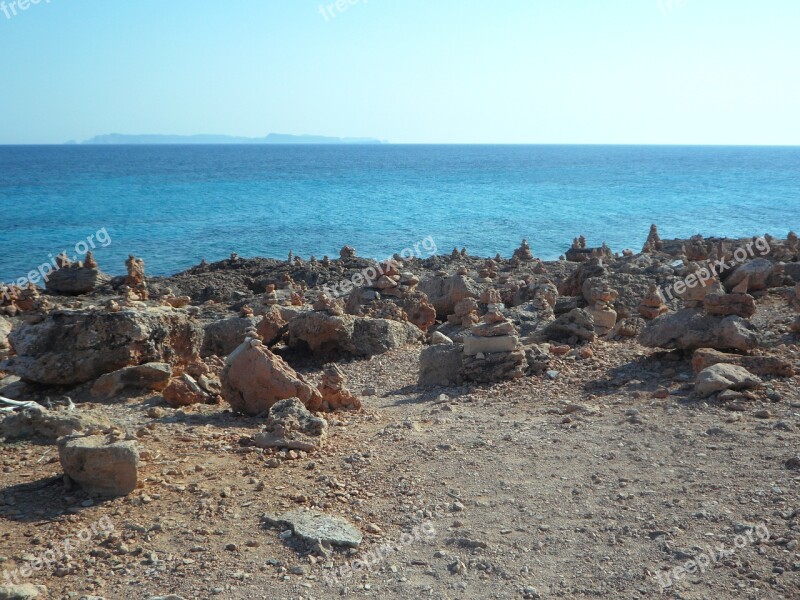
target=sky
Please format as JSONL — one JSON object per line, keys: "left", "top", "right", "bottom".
{"left": 0, "top": 0, "right": 798, "bottom": 145}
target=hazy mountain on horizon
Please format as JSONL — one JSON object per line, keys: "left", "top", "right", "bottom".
{"left": 80, "top": 133, "right": 383, "bottom": 145}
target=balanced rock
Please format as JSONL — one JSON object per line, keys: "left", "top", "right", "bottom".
{"left": 222, "top": 338, "right": 322, "bottom": 415}
{"left": 317, "top": 364, "right": 361, "bottom": 411}
{"left": 639, "top": 284, "right": 669, "bottom": 320}
{"left": 58, "top": 433, "right": 139, "bottom": 496}
{"left": 695, "top": 364, "right": 763, "bottom": 397}
{"left": 639, "top": 309, "right": 758, "bottom": 352}
{"left": 253, "top": 398, "right": 328, "bottom": 451}
{"left": 4, "top": 307, "right": 203, "bottom": 386}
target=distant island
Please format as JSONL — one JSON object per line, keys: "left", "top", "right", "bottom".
{"left": 79, "top": 133, "right": 383, "bottom": 145}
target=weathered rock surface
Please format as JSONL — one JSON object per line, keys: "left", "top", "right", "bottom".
{"left": 0, "top": 316, "right": 12, "bottom": 356}
{"left": 202, "top": 316, "right": 260, "bottom": 357}
{"left": 317, "top": 364, "right": 361, "bottom": 411}
{"left": 162, "top": 374, "right": 209, "bottom": 407}
{"left": 462, "top": 347, "right": 526, "bottom": 383}
{"left": 544, "top": 308, "right": 596, "bottom": 342}
{"left": 724, "top": 258, "right": 782, "bottom": 291}
{"left": 58, "top": 434, "right": 139, "bottom": 496}
{"left": 221, "top": 339, "right": 322, "bottom": 415}
{"left": 0, "top": 406, "right": 112, "bottom": 442}
{"left": 0, "top": 584, "right": 41, "bottom": 600}
{"left": 691, "top": 348, "right": 794, "bottom": 377}
{"left": 287, "top": 312, "right": 421, "bottom": 357}
{"left": 5, "top": 308, "right": 202, "bottom": 386}
{"left": 639, "top": 309, "right": 758, "bottom": 352}
{"left": 418, "top": 344, "right": 463, "bottom": 387}
{"left": 463, "top": 334, "right": 519, "bottom": 356}
{"left": 91, "top": 362, "right": 172, "bottom": 397}
{"left": 695, "top": 364, "right": 763, "bottom": 397}
{"left": 45, "top": 266, "right": 111, "bottom": 295}
{"left": 703, "top": 292, "right": 756, "bottom": 318}
{"left": 263, "top": 509, "right": 362, "bottom": 548}
{"left": 253, "top": 398, "right": 328, "bottom": 451}
{"left": 418, "top": 274, "right": 479, "bottom": 316}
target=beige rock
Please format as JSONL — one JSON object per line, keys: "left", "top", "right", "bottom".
{"left": 463, "top": 334, "right": 519, "bottom": 356}
{"left": 692, "top": 348, "right": 794, "bottom": 377}
{"left": 317, "top": 364, "right": 361, "bottom": 411}
{"left": 163, "top": 374, "right": 209, "bottom": 407}
{"left": 253, "top": 398, "right": 328, "bottom": 451}
{"left": 58, "top": 434, "right": 139, "bottom": 496}
{"left": 91, "top": 362, "right": 172, "bottom": 397}
{"left": 695, "top": 363, "right": 762, "bottom": 398}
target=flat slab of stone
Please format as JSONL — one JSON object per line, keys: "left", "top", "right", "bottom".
{"left": 463, "top": 334, "right": 518, "bottom": 356}
{"left": 264, "top": 509, "right": 362, "bottom": 548}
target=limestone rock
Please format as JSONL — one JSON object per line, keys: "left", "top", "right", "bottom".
{"left": 418, "top": 274, "right": 479, "bottom": 316}
{"left": 202, "top": 316, "right": 260, "bottom": 357}
{"left": 463, "top": 334, "right": 519, "bottom": 356}
{"left": 639, "top": 284, "right": 669, "bottom": 320}
{"left": 264, "top": 509, "right": 362, "bottom": 548}
{"left": 639, "top": 309, "right": 758, "bottom": 352}
{"left": 317, "top": 364, "right": 361, "bottom": 411}
{"left": 0, "top": 584, "right": 41, "bottom": 600}
{"left": 462, "top": 347, "right": 526, "bottom": 383}
{"left": 418, "top": 344, "right": 463, "bottom": 387}
{"left": 544, "top": 308, "right": 596, "bottom": 342}
{"left": 582, "top": 277, "right": 618, "bottom": 304}
{"left": 253, "top": 398, "right": 328, "bottom": 451}
{"left": 221, "top": 339, "right": 322, "bottom": 415}
{"left": 5, "top": 307, "right": 203, "bottom": 386}
{"left": 163, "top": 374, "right": 210, "bottom": 407}
{"left": 0, "top": 316, "right": 11, "bottom": 356}
{"left": 91, "top": 363, "right": 172, "bottom": 398}
{"left": 58, "top": 434, "right": 139, "bottom": 496}
{"left": 525, "top": 344, "right": 551, "bottom": 375}
{"left": 0, "top": 406, "right": 112, "bottom": 443}
{"left": 45, "top": 266, "right": 111, "bottom": 295}
{"left": 430, "top": 331, "right": 453, "bottom": 345}
{"left": 695, "top": 364, "right": 763, "bottom": 397}
{"left": 642, "top": 224, "right": 663, "bottom": 253}
{"left": 724, "top": 258, "right": 782, "bottom": 292}
{"left": 703, "top": 293, "right": 756, "bottom": 318}
{"left": 691, "top": 348, "right": 794, "bottom": 377}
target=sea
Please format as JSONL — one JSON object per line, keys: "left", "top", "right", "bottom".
{"left": 1, "top": 144, "right": 798, "bottom": 283}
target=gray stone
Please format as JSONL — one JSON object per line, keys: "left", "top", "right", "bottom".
{"left": 253, "top": 398, "right": 328, "bottom": 451}
{"left": 430, "top": 331, "right": 453, "bottom": 345}
{"left": 264, "top": 509, "right": 362, "bottom": 548}
{"left": 418, "top": 344, "right": 463, "bottom": 387}
{"left": 58, "top": 434, "right": 139, "bottom": 497}
{"left": 639, "top": 309, "right": 758, "bottom": 352}
{"left": 45, "top": 266, "right": 111, "bottom": 295}
{"left": 695, "top": 364, "right": 763, "bottom": 397}
{"left": 418, "top": 274, "right": 479, "bottom": 316}
{"left": 0, "top": 584, "right": 41, "bottom": 600}
{"left": 544, "top": 308, "right": 596, "bottom": 342}
{"left": 0, "top": 406, "right": 112, "bottom": 443}
{"left": 202, "top": 316, "right": 260, "bottom": 357}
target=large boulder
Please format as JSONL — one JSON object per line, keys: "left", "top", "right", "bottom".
{"left": 202, "top": 316, "right": 260, "bottom": 357}
{"left": 4, "top": 308, "right": 203, "bottom": 386}
{"left": 462, "top": 347, "right": 527, "bottom": 383}
{"left": 58, "top": 434, "right": 139, "bottom": 496}
{"left": 703, "top": 293, "right": 756, "bottom": 318}
{"left": 287, "top": 312, "right": 421, "bottom": 357}
{"left": 221, "top": 339, "right": 322, "bottom": 415}
{"left": 418, "top": 274, "right": 479, "bottom": 316}
{"left": 639, "top": 309, "right": 758, "bottom": 352}
{"left": 0, "top": 406, "right": 112, "bottom": 443}
{"left": 418, "top": 344, "right": 463, "bottom": 387}
{"left": 45, "top": 267, "right": 110, "bottom": 295}
{"left": 695, "top": 364, "right": 762, "bottom": 397}
{"left": 724, "top": 258, "right": 782, "bottom": 292}
{"left": 91, "top": 362, "right": 172, "bottom": 398}
{"left": 253, "top": 398, "right": 328, "bottom": 451}
{"left": 544, "top": 308, "right": 596, "bottom": 342}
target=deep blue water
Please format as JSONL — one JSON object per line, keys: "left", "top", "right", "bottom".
{"left": 1, "top": 144, "right": 799, "bottom": 282}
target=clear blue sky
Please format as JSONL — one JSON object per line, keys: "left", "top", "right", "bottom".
{"left": 1, "top": 0, "right": 798, "bottom": 144}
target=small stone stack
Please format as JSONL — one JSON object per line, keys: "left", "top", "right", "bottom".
{"left": 642, "top": 224, "right": 663, "bottom": 253}
{"left": 477, "top": 260, "right": 499, "bottom": 282}
{"left": 263, "top": 284, "right": 279, "bottom": 306}
{"left": 582, "top": 277, "right": 618, "bottom": 335}
{"left": 461, "top": 305, "right": 525, "bottom": 382}
{"left": 314, "top": 293, "right": 345, "bottom": 316}
{"left": 512, "top": 239, "right": 534, "bottom": 262}
{"left": 317, "top": 364, "right": 361, "bottom": 411}
{"left": 639, "top": 284, "right": 669, "bottom": 320}
{"left": 340, "top": 246, "right": 357, "bottom": 260}
{"left": 123, "top": 255, "right": 148, "bottom": 300}
{"left": 447, "top": 298, "right": 480, "bottom": 328}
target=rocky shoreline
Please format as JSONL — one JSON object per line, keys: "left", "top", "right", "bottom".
{"left": 1, "top": 228, "right": 799, "bottom": 599}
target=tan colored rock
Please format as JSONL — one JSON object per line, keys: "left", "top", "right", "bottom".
{"left": 92, "top": 362, "right": 172, "bottom": 397}
{"left": 404, "top": 295, "right": 437, "bottom": 332}
{"left": 253, "top": 398, "right": 328, "bottom": 451}
{"left": 703, "top": 292, "right": 756, "bottom": 318}
{"left": 124, "top": 255, "right": 148, "bottom": 300}
{"left": 639, "top": 284, "right": 669, "bottom": 320}
{"left": 222, "top": 338, "right": 322, "bottom": 415}
{"left": 586, "top": 304, "right": 617, "bottom": 333}
{"left": 58, "top": 433, "right": 139, "bottom": 496}
{"left": 318, "top": 364, "right": 361, "bottom": 411}
{"left": 692, "top": 348, "right": 794, "bottom": 377}
{"left": 642, "top": 224, "right": 663, "bottom": 253}
{"left": 164, "top": 295, "right": 191, "bottom": 308}
{"left": 163, "top": 374, "right": 209, "bottom": 407}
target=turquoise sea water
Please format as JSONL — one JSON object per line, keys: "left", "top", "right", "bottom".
{"left": 0, "top": 145, "right": 798, "bottom": 282}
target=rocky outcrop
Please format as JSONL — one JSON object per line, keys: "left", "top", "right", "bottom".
{"left": 544, "top": 308, "right": 596, "bottom": 343}
{"left": 253, "top": 398, "right": 328, "bottom": 451}
{"left": 287, "top": 312, "right": 421, "bottom": 357}
{"left": 4, "top": 308, "right": 203, "bottom": 386}
{"left": 91, "top": 362, "right": 172, "bottom": 398}
{"left": 0, "top": 406, "right": 112, "bottom": 442}
{"left": 45, "top": 265, "right": 111, "bottom": 295}
{"left": 691, "top": 348, "right": 794, "bottom": 377}
{"left": 221, "top": 337, "right": 322, "bottom": 415}
{"left": 695, "top": 364, "right": 762, "bottom": 398}
{"left": 418, "top": 274, "right": 479, "bottom": 316}
{"left": 58, "top": 433, "right": 140, "bottom": 496}
{"left": 639, "top": 309, "right": 758, "bottom": 352}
